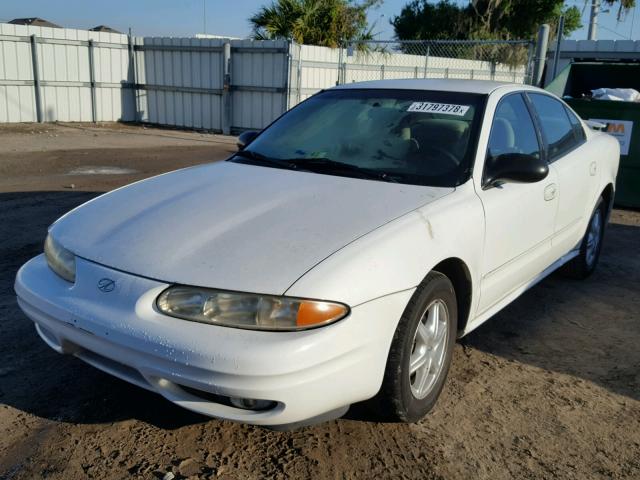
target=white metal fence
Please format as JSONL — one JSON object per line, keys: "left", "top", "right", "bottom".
{"left": 289, "top": 40, "right": 533, "bottom": 105}
{"left": 0, "top": 23, "right": 289, "bottom": 131}
{"left": 133, "top": 37, "right": 289, "bottom": 131}
{"left": 0, "top": 23, "right": 534, "bottom": 132}
{"left": 0, "top": 23, "right": 132, "bottom": 123}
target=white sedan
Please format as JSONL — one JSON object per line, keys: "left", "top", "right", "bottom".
{"left": 15, "top": 79, "right": 619, "bottom": 428}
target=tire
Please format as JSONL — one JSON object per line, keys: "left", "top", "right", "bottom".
{"left": 375, "top": 271, "right": 458, "bottom": 423}
{"left": 562, "top": 197, "right": 606, "bottom": 279}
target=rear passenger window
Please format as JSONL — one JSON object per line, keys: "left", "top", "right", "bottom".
{"left": 528, "top": 93, "right": 579, "bottom": 161}
{"left": 565, "top": 106, "right": 587, "bottom": 143}
{"left": 487, "top": 94, "right": 541, "bottom": 161}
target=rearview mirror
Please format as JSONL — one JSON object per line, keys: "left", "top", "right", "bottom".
{"left": 237, "top": 130, "right": 260, "bottom": 150}
{"left": 483, "top": 153, "right": 549, "bottom": 188}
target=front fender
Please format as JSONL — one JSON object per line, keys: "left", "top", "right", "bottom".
{"left": 285, "top": 181, "right": 485, "bottom": 311}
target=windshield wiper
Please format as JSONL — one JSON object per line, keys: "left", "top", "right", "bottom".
{"left": 231, "top": 150, "right": 297, "bottom": 170}
{"left": 232, "top": 152, "right": 398, "bottom": 183}
{"left": 283, "top": 157, "right": 399, "bottom": 183}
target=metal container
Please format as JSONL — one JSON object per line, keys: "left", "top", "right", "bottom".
{"left": 547, "top": 62, "right": 640, "bottom": 208}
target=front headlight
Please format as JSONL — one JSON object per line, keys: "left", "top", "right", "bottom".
{"left": 44, "top": 233, "right": 76, "bottom": 283}
{"left": 156, "top": 286, "right": 349, "bottom": 331}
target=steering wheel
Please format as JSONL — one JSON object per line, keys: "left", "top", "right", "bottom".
{"left": 412, "top": 141, "right": 460, "bottom": 171}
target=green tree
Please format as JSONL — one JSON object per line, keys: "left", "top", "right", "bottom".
{"left": 250, "top": 0, "right": 382, "bottom": 47}
{"left": 392, "top": 0, "right": 471, "bottom": 41}
{"left": 392, "top": 0, "right": 583, "bottom": 41}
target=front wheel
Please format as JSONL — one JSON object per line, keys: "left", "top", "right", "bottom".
{"left": 563, "top": 197, "right": 606, "bottom": 279}
{"left": 375, "top": 271, "right": 457, "bottom": 422}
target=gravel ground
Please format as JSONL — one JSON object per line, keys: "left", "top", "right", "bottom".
{"left": 0, "top": 123, "right": 639, "bottom": 480}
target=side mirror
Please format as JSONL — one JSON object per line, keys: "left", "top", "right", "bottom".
{"left": 237, "top": 130, "right": 260, "bottom": 150}
{"left": 484, "top": 153, "right": 549, "bottom": 188}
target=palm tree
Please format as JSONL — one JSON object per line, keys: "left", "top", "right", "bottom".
{"left": 249, "top": 0, "right": 381, "bottom": 48}
{"left": 604, "top": 0, "right": 636, "bottom": 21}
{"left": 588, "top": 0, "right": 635, "bottom": 40}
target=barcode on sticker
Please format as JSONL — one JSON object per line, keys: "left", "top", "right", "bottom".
{"left": 407, "top": 102, "right": 470, "bottom": 116}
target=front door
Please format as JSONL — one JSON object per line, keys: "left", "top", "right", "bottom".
{"left": 476, "top": 93, "right": 558, "bottom": 314}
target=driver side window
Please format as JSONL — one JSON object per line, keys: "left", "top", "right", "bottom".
{"left": 487, "top": 94, "right": 541, "bottom": 162}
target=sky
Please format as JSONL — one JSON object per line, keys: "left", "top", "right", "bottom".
{"left": 1, "top": 0, "right": 639, "bottom": 41}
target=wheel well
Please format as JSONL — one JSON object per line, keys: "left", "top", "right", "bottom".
{"left": 601, "top": 183, "right": 614, "bottom": 219}
{"left": 432, "top": 258, "right": 472, "bottom": 334}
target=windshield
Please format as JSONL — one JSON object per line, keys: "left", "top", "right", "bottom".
{"left": 231, "top": 89, "right": 486, "bottom": 187}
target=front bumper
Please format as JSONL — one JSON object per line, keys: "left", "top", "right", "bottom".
{"left": 15, "top": 255, "right": 413, "bottom": 426}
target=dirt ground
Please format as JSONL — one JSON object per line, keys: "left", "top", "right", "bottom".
{"left": 0, "top": 123, "right": 638, "bottom": 480}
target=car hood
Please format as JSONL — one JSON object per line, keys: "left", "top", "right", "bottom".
{"left": 51, "top": 161, "right": 453, "bottom": 295}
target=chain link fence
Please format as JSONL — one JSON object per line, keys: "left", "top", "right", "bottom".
{"left": 336, "top": 39, "right": 536, "bottom": 86}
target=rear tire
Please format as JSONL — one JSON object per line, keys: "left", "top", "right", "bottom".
{"left": 375, "top": 271, "right": 457, "bottom": 423}
{"left": 562, "top": 197, "right": 606, "bottom": 279}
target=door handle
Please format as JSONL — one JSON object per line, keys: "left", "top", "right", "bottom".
{"left": 590, "top": 161, "right": 597, "bottom": 176}
{"left": 544, "top": 183, "right": 557, "bottom": 201}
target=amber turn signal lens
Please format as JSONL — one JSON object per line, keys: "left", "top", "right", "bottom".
{"left": 296, "top": 301, "right": 348, "bottom": 327}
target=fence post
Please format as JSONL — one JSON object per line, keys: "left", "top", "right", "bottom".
{"left": 222, "top": 41, "right": 232, "bottom": 135}
{"left": 423, "top": 45, "right": 430, "bottom": 78}
{"left": 337, "top": 45, "right": 343, "bottom": 85}
{"left": 128, "top": 30, "right": 139, "bottom": 122}
{"left": 88, "top": 40, "right": 97, "bottom": 123}
{"left": 380, "top": 64, "right": 385, "bottom": 80}
{"left": 532, "top": 24, "right": 550, "bottom": 86}
{"left": 282, "top": 40, "right": 291, "bottom": 114}
{"left": 550, "top": 16, "right": 564, "bottom": 82}
{"left": 525, "top": 41, "right": 536, "bottom": 85}
{"left": 29, "top": 35, "right": 43, "bottom": 123}
{"left": 296, "top": 54, "right": 302, "bottom": 104}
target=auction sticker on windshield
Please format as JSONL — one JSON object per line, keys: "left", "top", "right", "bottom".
{"left": 407, "top": 102, "right": 470, "bottom": 116}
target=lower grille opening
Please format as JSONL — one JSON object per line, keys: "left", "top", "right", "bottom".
{"left": 178, "top": 384, "right": 276, "bottom": 411}
{"left": 37, "top": 324, "right": 59, "bottom": 346}
{"left": 76, "top": 348, "right": 150, "bottom": 390}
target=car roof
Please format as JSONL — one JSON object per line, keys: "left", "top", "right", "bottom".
{"left": 332, "top": 78, "right": 543, "bottom": 95}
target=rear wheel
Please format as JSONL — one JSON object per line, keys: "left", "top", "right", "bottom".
{"left": 376, "top": 271, "right": 457, "bottom": 422}
{"left": 563, "top": 197, "right": 606, "bottom": 279}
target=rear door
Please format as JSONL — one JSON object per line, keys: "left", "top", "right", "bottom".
{"left": 476, "top": 93, "right": 559, "bottom": 314}
{"left": 526, "top": 93, "right": 594, "bottom": 256}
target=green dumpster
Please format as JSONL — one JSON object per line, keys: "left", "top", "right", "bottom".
{"left": 546, "top": 62, "right": 640, "bottom": 208}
